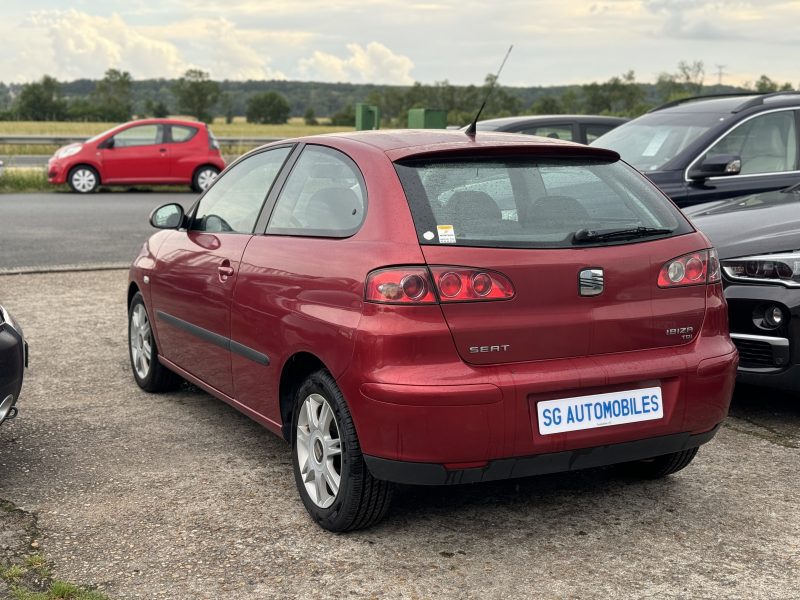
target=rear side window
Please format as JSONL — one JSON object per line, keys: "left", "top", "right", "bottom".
{"left": 519, "top": 124, "right": 573, "bottom": 141}
{"left": 266, "top": 145, "right": 366, "bottom": 238}
{"left": 395, "top": 157, "right": 691, "bottom": 248}
{"left": 171, "top": 125, "right": 198, "bottom": 143}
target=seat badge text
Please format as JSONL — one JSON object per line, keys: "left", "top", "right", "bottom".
{"left": 666, "top": 326, "right": 694, "bottom": 340}
{"left": 469, "top": 345, "right": 511, "bottom": 353}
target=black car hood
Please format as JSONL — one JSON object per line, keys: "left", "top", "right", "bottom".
{"left": 685, "top": 190, "right": 800, "bottom": 260}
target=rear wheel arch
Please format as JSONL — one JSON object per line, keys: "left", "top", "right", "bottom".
{"left": 279, "top": 352, "right": 328, "bottom": 441}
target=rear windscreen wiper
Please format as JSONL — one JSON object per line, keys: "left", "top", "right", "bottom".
{"left": 780, "top": 182, "right": 800, "bottom": 193}
{"left": 573, "top": 226, "right": 674, "bottom": 244}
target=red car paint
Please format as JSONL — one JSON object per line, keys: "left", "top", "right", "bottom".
{"left": 48, "top": 118, "right": 225, "bottom": 191}
{"left": 130, "top": 130, "right": 737, "bottom": 483}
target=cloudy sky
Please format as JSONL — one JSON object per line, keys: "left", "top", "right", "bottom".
{"left": 1, "top": 0, "right": 798, "bottom": 88}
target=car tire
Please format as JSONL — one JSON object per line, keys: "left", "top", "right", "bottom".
{"left": 292, "top": 369, "right": 393, "bottom": 532}
{"left": 622, "top": 447, "right": 699, "bottom": 479}
{"left": 192, "top": 166, "right": 219, "bottom": 193}
{"left": 67, "top": 165, "right": 99, "bottom": 193}
{"left": 128, "top": 292, "right": 182, "bottom": 393}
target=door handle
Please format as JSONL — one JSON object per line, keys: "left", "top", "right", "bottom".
{"left": 218, "top": 265, "right": 235, "bottom": 277}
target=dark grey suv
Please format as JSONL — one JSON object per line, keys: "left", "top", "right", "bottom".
{"left": 593, "top": 92, "right": 800, "bottom": 207}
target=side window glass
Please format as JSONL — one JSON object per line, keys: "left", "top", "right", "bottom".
{"left": 267, "top": 146, "right": 366, "bottom": 237}
{"left": 192, "top": 147, "right": 291, "bottom": 234}
{"left": 520, "top": 125, "right": 573, "bottom": 141}
{"left": 114, "top": 124, "right": 161, "bottom": 148}
{"left": 171, "top": 125, "right": 198, "bottom": 143}
{"left": 704, "top": 111, "right": 797, "bottom": 175}
{"left": 585, "top": 124, "right": 616, "bottom": 144}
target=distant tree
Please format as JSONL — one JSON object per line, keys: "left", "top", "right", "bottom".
{"left": 581, "top": 71, "right": 645, "bottom": 116}
{"left": 304, "top": 106, "right": 318, "bottom": 125}
{"left": 330, "top": 103, "right": 355, "bottom": 126}
{"left": 0, "top": 83, "right": 11, "bottom": 111}
{"left": 220, "top": 92, "right": 235, "bottom": 124}
{"left": 173, "top": 69, "right": 220, "bottom": 123}
{"left": 91, "top": 69, "right": 133, "bottom": 121}
{"left": 144, "top": 99, "right": 170, "bottom": 118}
{"left": 677, "top": 60, "right": 705, "bottom": 96}
{"left": 245, "top": 91, "right": 290, "bottom": 124}
{"left": 752, "top": 75, "right": 794, "bottom": 93}
{"left": 530, "top": 96, "right": 563, "bottom": 114}
{"left": 15, "top": 75, "right": 67, "bottom": 121}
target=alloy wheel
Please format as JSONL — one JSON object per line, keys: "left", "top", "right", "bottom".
{"left": 130, "top": 303, "right": 152, "bottom": 380}
{"left": 296, "top": 393, "right": 342, "bottom": 508}
{"left": 71, "top": 168, "right": 97, "bottom": 193}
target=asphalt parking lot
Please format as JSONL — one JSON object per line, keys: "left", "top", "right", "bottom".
{"left": 0, "top": 269, "right": 798, "bottom": 599}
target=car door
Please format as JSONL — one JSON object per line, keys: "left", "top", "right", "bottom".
{"left": 167, "top": 124, "right": 201, "bottom": 183}
{"left": 100, "top": 123, "right": 170, "bottom": 182}
{"left": 230, "top": 145, "right": 368, "bottom": 427}
{"left": 686, "top": 109, "right": 800, "bottom": 203}
{"left": 149, "top": 146, "right": 293, "bottom": 397}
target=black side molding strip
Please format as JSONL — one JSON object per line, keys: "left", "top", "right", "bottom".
{"left": 364, "top": 424, "right": 722, "bottom": 486}
{"left": 156, "top": 310, "right": 270, "bottom": 366}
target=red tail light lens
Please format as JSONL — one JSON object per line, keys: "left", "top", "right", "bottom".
{"left": 366, "top": 267, "right": 437, "bottom": 304}
{"left": 366, "top": 266, "right": 515, "bottom": 304}
{"left": 430, "top": 267, "right": 514, "bottom": 302}
{"left": 658, "top": 250, "right": 719, "bottom": 288}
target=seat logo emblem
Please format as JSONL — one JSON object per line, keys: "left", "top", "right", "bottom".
{"left": 579, "top": 268, "right": 604, "bottom": 296}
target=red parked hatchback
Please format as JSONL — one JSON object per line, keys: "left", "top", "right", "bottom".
{"left": 128, "top": 130, "right": 738, "bottom": 531}
{"left": 48, "top": 118, "right": 226, "bottom": 193}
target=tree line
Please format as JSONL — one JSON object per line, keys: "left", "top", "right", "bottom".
{"left": 0, "top": 61, "right": 795, "bottom": 127}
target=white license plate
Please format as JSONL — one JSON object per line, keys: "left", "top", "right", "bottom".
{"left": 537, "top": 386, "right": 663, "bottom": 435}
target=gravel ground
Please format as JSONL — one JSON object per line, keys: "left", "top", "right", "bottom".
{"left": 0, "top": 269, "right": 798, "bottom": 599}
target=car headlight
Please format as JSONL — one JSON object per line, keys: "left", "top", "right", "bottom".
{"left": 56, "top": 145, "right": 82, "bottom": 159}
{"left": 722, "top": 253, "right": 800, "bottom": 287}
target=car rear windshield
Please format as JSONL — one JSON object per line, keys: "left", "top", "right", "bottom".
{"left": 591, "top": 111, "right": 724, "bottom": 171}
{"left": 394, "top": 156, "right": 692, "bottom": 249}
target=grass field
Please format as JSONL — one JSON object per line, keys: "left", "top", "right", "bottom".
{"left": 0, "top": 117, "right": 352, "bottom": 138}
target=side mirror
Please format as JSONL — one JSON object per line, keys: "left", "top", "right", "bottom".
{"left": 149, "top": 203, "right": 185, "bottom": 229}
{"left": 98, "top": 137, "right": 115, "bottom": 150}
{"left": 688, "top": 154, "right": 741, "bottom": 180}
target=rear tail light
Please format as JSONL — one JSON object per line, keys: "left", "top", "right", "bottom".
{"left": 658, "top": 249, "right": 720, "bottom": 288}
{"left": 429, "top": 267, "right": 514, "bottom": 301}
{"left": 365, "top": 266, "right": 515, "bottom": 304}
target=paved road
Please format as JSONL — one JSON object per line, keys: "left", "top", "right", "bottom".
{"left": 0, "top": 192, "right": 196, "bottom": 273}
{"left": 1, "top": 155, "right": 48, "bottom": 169}
{"left": 0, "top": 270, "right": 798, "bottom": 599}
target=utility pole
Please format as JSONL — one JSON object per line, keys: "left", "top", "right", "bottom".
{"left": 715, "top": 64, "right": 728, "bottom": 86}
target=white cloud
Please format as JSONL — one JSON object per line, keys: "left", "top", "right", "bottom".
{"left": 298, "top": 42, "right": 414, "bottom": 84}
{"left": 28, "top": 9, "right": 188, "bottom": 79}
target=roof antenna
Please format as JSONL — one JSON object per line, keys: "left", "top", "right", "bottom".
{"left": 465, "top": 44, "right": 514, "bottom": 138}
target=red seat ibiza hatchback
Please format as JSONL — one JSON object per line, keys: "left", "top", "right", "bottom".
{"left": 128, "top": 130, "right": 737, "bottom": 531}
{"left": 48, "top": 118, "right": 226, "bottom": 193}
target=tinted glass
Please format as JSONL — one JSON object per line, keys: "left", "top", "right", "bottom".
{"left": 592, "top": 111, "right": 723, "bottom": 170}
{"left": 171, "top": 125, "right": 198, "bottom": 143}
{"left": 585, "top": 124, "right": 617, "bottom": 143}
{"left": 519, "top": 125, "right": 573, "bottom": 141}
{"left": 702, "top": 110, "right": 798, "bottom": 175}
{"left": 114, "top": 124, "right": 161, "bottom": 147}
{"left": 395, "top": 157, "right": 690, "bottom": 248}
{"left": 192, "top": 147, "right": 291, "bottom": 234}
{"left": 267, "top": 145, "right": 366, "bottom": 237}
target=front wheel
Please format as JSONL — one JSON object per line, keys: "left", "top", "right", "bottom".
{"left": 128, "top": 292, "right": 182, "bottom": 392}
{"left": 68, "top": 165, "right": 99, "bottom": 193}
{"left": 622, "top": 447, "right": 699, "bottom": 479}
{"left": 292, "top": 370, "right": 393, "bottom": 532}
{"left": 192, "top": 166, "right": 219, "bottom": 193}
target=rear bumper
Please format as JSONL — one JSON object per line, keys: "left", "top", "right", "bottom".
{"left": 346, "top": 342, "right": 737, "bottom": 469}
{"left": 365, "top": 424, "right": 722, "bottom": 485}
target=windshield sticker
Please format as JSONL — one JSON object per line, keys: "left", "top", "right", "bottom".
{"left": 437, "top": 225, "right": 456, "bottom": 244}
{"left": 642, "top": 130, "right": 669, "bottom": 157}
{"left": 423, "top": 230, "right": 435, "bottom": 241}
